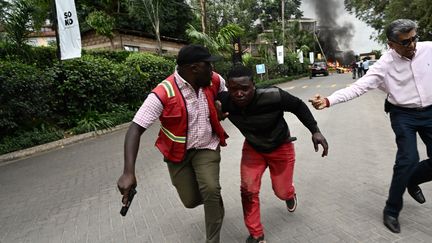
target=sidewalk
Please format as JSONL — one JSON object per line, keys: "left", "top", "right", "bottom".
{"left": 0, "top": 123, "right": 130, "bottom": 165}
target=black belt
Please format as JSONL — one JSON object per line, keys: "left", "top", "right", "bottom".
{"left": 385, "top": 100, "right": 432, "bottom": 112}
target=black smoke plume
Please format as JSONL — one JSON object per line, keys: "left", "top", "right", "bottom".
{"left": 308, "top": 0, "right": 355, "bottom": 64}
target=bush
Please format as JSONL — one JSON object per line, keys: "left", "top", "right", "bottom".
{"left": 0, "top": 44, "right": 313, "bottom": 155}
{"left": 124, "top": 52, "right": 175, "bottom": 89}
{"left": 0, "top": 42, "right": 57, "bottom": 67}
{"left": 50, "top": 55, "right": 122, "bottom": 127}
{"left": 213, "top": 58, "right": 233, "bottom": 79}
{"left": 68, "top": 105, "right": 135, "bottom": 135}
{"left": 115, "top": 63, "right": 150, "bottom": 108}
{"left": 0, "top": 126, "right": 64, "bottom": 155}
{"left": 84, "top": 49, "right": 131, "bottom": 63}
{"left": 27, "top": 46, "right": 58, "bottom": 67}
{"left": 0, "top": 61, "right": 55, "bottom": 136}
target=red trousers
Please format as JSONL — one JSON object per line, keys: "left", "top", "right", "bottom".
{"left": 240, "top": 140, "right": 296, "bottom": 238}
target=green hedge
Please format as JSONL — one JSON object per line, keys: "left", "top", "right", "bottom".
{"left": 84, "top": 49, "right": 131, "bottom": 63}
{"left": 0, "top": 61, "right": 55, "bottom": 136}
{"left": 124, "top": 52, "right": 175, "bottom": 90}
{"left": 50, "top": 55, "right": 121, "bottom": 127}
{"left": 0, "top": 42, "right": 310, "bottom": 155}
{"left": 0, "top": 43, "right": 58, "bottom": 68}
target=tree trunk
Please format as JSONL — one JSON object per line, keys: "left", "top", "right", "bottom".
{"left": 155, "top": 20, "right": 162, "bottom": 55}
{"left": 199, "top": 0, "right": 206, "bottom": 34}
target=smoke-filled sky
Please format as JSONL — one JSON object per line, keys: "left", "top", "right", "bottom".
{"left": 300, "top": 0, "right": 385, "bottom": 54}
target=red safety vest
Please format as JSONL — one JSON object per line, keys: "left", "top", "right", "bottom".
{"left": 152, "top": 72, "right": 228, "bottom": 163}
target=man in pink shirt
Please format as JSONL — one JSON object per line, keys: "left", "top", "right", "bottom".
{"left": 117, "top": 44, "right": 228, "bottom": 243}
{"left": 309, "top": 19, "right": 432, "bottom": 233}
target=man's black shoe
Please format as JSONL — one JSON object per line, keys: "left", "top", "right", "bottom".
{"left": 383, "top": 214, "right": 400, "bottom": 233}
{"left": 246, "top": 235, "right": 266, "bottom": 243}
{"left": 408, "top": 185, "right": 426, "bottom": 204}
{"left": 286, "top": 194, "right": 297, "bottom": 212}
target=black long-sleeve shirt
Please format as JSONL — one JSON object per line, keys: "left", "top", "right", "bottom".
{"left": 218, "top": 86, "right": 320, "bottom": 152}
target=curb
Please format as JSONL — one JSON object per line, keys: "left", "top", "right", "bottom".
{"left": 0, "top": 123, "right": 130, "bottom": 166}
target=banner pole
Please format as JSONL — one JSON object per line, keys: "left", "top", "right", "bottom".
{"left": 51, "top": 0, "right": 61, "bottom": 61}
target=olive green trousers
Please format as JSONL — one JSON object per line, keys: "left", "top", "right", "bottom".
{"left": 167, "top": 148, "right": 224, "bottom": 243}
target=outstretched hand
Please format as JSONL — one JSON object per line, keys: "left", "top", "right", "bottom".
{"left": 312, "top": 132, "right": 329, "bottom": 157}
{"left": 308, "top": 94, "right": 328, "bottom": 110}
{"left": 215, "top": 100, "right": 229, "bottom": 120}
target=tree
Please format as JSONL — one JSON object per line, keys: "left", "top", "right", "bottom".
{"left": 128, "top": 0, "right": 162, "bottom": 54}
{"left": 344, "top": 0, "right": 432, "bottom": 42}
{"left": 1, "top": 0, "right": 45, "bottom": 48}
{"left": 285, "top": 20, "right": 315, "bottom": 53}
{"left": 199, "top": 0, "right": 207, "bottom": 34}
{"left": 86, "top": 11, "right": 115, "bottom": 48}
{"left": 186, "top": 23, "right": 244, "bottom": 57}
{"left": 190, "top": 0, "right": 303, "bottom": 44}
{"left": 76, "top": 0, "right": 134, "bottom": 33}
{"left": 156, "top": 0, "right": 193, "bottom": 39}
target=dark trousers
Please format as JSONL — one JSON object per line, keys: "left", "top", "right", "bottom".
{"left": 384, "top": 106, "right": 432, "bottom": 217}
{"left": 167, "top": 149, "right": 224, "bottom": 243}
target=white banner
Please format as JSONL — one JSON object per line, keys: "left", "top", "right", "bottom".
{"left": 276, "top": 45, "right": 284, "bottom": 64}
{"left": 309, "top": 52, "right": 314, "bottom": 64}
{"left": 297, "top": 49, "right": 304, "bottom": 63}
{"left": 55, "top": 0, "right": 81, "bottom": 60}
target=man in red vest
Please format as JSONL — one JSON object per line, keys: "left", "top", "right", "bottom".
{"left": 117, "top": 44, "right": 228, "bottom": 243}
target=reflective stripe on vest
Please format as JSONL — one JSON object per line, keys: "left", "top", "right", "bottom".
{"left": 160, "top": 125, "right": 186, "bottom": 143}
{"left": 158, "top": 80, "right": 175, "bottom": 98}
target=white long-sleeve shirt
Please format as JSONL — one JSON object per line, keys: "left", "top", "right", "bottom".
{"left": 328, "top": 41, "right": 432, "bottom": 108}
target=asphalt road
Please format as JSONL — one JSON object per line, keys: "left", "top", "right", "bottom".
{"left": 1, "top": 72, "right": 432, "bottom": 243}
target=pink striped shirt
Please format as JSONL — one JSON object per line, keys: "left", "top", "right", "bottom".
{"left": 133, "top": 70, "right": 226, "bottom": 150}
{"left": 328, "top": 41, "right": 432, "bottom": 108}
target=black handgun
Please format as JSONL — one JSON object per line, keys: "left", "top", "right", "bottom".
{"left": 120, "top": 188, "right": 137, "bottom": 216}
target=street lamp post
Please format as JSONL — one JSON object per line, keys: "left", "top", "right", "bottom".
{"left": 281, "top": 0, "right": 284, "bottom": 47}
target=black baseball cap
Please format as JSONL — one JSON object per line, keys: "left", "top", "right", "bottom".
{"left": 176, "top": 44, "right": 221, "bottom": 65}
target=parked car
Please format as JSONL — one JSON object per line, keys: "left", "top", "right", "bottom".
{"left": 310, "top": 61, "right": 329, "bottom": 77}
{"left": 368, "top": 60, "right": 377, "bottom": 66}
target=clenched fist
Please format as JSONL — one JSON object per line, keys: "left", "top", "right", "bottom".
{"left": 308, "top": 94, "right": 328, "bottom": 110}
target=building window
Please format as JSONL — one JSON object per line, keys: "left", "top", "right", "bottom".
{"left": 124, "top": 45, "right": 139, "bottom": 52}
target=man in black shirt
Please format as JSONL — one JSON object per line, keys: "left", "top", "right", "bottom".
{"left": 217, "top": 65, "right": 328, "bottom": 243}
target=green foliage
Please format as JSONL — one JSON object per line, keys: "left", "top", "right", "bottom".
{"left": 69, "top": 105, "right": 135, "bottom": 135}
{"left": 0, "top": 61, "right": 55, "bottom": 136}
{"left": 344, "top": 0, "right": 432, "bottom": 42}
{"left": 124, "top": 52, "right": 175, "bottom": 89}
{"left": 0, "top": 42, "right": 58, "bottom": 67}
{"left": 69, "top": 110, "right": 115, "bottom": 134}
{"left": 115, "top": 63, "right": 150, "bottom": 107}
{"left": 105, "top": 105, "right": 136, "bottom": 125}
{"left": 0, "top": 0, "right": 10, "bottom": 24}
{"left": 86, "top": 10, "right": 115, "bottom": 40}
{"left": 51, "top": 55, "right": 122, "bottom": 127}
{"left": 0, "top": 44, "right": 310, "bottom": 155}
{"left": 372, "top": 49, "right": 382, "bottom": 59}
{"left": 0, "top": 126, "right": 64, "bottom": 155}
{"left": 2, "top": 0, "right": 34, "bottom": 48}
{"left": 186, "top": 23, "right": 245, "bottom": 58}
{"left": 196, "top": 0, "right": 303, "bottom": 43}
{"left": 84, "top": 49, "right": 131, "bottom": 63}
{"left": 126, "top": 0, "right": 193, "bottom": 39}
{"left": 241, "top": 51, "right": 309, "bottom": 81}
{"left": 213, "top": 58, "right": 234, "bottom": 79}
{"left": 158, "top": 0, "right": 194, "bottom": 39}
